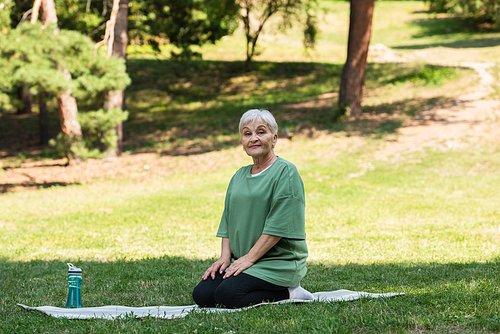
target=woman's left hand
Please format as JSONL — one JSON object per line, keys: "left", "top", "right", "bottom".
{"left": 223, "top": 234, "right": 281, "bottom": 279}
{"left": 223, "top": 254, "right": 254, "bottom": 279}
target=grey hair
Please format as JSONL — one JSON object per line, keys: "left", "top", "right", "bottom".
{"left": 239, "top": 109, "right": 278, "bottom": 135}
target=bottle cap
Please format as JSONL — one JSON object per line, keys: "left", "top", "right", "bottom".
{"left": 67, "top": 263, "right": 82, "bottom": 275}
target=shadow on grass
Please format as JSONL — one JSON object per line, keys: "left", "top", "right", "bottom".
{"left": 124, "top": 59, "right": 343, "bottom": 150}
{"left": 394, "top": 37, "right": 500, "bottom": 50}
{"left": 320, "top": 96, "right": 455, "bottom": 138}
{"left": 1, "top": 256, "right": 499, "bottom": 332}
{"left": 0, "top": 181, "right": 80, "bottom": 194}
{"left": 408, "top": 14, "right": 500, "bottom": 39}
{"left": 0, "top": 112, "right": 60, "bottom": 158}
{"left": 1, "top": 161, "right": 68, "bottom": 170}
{"left": 367, "top": 97, "right": 443, "bottom": 118}
{"left": 124, "top": 60, "right": 461, "bottom": 152}
{"left": 1, "top": 60, "right": 464, "bottom": 159}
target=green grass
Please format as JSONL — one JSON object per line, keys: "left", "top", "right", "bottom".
{"left": 1, "top": 136, "right": 500, "bottom": 333}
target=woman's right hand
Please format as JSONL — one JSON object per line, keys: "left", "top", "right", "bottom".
{"left": 202, "top": 257, "right": 230, "bottom": 280}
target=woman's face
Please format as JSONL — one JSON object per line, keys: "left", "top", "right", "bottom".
{"left": 241, "top": 119, "right": 278, "bottom": 159}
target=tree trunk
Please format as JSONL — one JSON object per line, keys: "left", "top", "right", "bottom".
{"left": 338, "top": 0, "right": 375, "bottom": 118}
{"left": 39, "top": 0, "right": 57, "bottom": 146}
{"left": 31, "top": 0, "right": 59, "bottom": 146}
{"left": 17, "top": 83, "right": 32, "bottom": 114}
{"left": 241, "top": 2, "right": 271, "bottom": 72}
{"left": 57, "top": 67, "right": 82, "bottom": 164}
{"left": 104, "top": 90, "right": 125, "bottom": 155}
{"left": 103, "top": 0, "right": 128, "bottom": 156}
{"left": 30, "top": 0, "right": 42, "bottom": 24}
{"left": 38, "top": 92, "right": 50, "bottom": 145}
{"left": 40, "top": 0, "right": 58, "bottom": 25}
{"left": 57, "top": 68, "right": 81, "bottom": 138}
{"left": 57, "top": 93, "right": 81, "bottom": 138}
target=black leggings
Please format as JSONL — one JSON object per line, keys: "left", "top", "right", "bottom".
{"left": 192, "top": 272, "right": 289, "bottom": 308}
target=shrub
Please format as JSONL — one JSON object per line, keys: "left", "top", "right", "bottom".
{"left": 426, "top": 0, "right": 500, "bottom": 28}
{"left": 50, "top": 108, "right": 129, "bottom": 160}
{"left": 79, "top": 108, "right": 129, "bottom": 154}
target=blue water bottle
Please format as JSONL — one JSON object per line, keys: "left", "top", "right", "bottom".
{"left": 66, "top": 263, "right": 82, "bottom": 308}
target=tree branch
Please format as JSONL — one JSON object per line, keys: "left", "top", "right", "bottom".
{"left": 93, "top": 0, "right": 120, "bottom": 56}
{"left": 17, "top": 8, "right": 32, "bottom": 27}
{"left": 30, "top": 0, "right": 42, "bottom": 24}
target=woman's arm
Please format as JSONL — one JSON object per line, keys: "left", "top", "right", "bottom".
{"left": 223, "top": 234, "right": 281, "bottom": 279}
{"left": 202, "top": 237, "right": 231, "bottom": 280}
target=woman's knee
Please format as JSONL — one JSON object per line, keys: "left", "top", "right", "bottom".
{"left": 214, "top": 283, "right": 240, "bottom": 308}
{"left": 192, "top": 282, "right": 216, "bottom": 307}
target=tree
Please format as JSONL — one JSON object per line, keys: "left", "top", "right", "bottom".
{"left": 16, "top": 81, "right": 32, "bottom": 114}
{"left": 338, "top": 0, "right": 375, "bottom": 118}
{"left": 237, "top": 0, "right": 318, "bottom": 71}
{"left": 96, "top": 0, "right": 129, "bottom": 156}
{"left": 426, "top": 0, "right": 500, "bottom": 28}
{"left": 53, "top": 0, "right": 107, "bottom": 40}
{"left": 127, "top": 0, "right": 239, "bottom": 59}
{"left": 0, "top": 0, "right": 13, "bottom": 111}
{"left": 0, "top": 23, "right": 130, "bottom": 161}
{"left": 0, "top": 0, "right": 12, "bottom": 33}
{"left": 7, "top": 0, "right": 240, "bottom": 61}
{"left": 30, "top": 0, "right": 83, "bottom": 156}
{"left": 32, "top": 0, "right": 58, "bottom": 145}
{"left": 12, "top": 0, "right": 44, "bottom": 116}
{"left": 30, "top": 0, "right": 56, "bottom": 24}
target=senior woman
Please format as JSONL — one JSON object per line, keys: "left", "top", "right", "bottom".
{"left": 192, "top": 109, "right": 313, "bottom": 308}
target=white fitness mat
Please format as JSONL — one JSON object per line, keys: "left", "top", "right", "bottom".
{"left": 18, "top": 290, "right": 404, "bottom": 320}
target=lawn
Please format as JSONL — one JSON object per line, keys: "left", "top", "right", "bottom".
{"left": 1, "top": 1, "right": 500, "bottom": 333}
{"left": 1, "top": 131, "right": 500, "bottom": 333}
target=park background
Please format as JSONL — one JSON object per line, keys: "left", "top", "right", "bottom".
{"left": 1, "top": 0, "right": 500, "bottom": 332}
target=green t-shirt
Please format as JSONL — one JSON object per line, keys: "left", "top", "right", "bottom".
{"left": 216, "top": 157, "right": 308, "bottom": 287}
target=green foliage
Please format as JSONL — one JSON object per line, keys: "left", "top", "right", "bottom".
{"left": 0, "top": 0, "right": 12, "bottom": 34}
{"left": 426, "top": 0, "right": 452, "bottom": 13}
{"left": 49, "top": 108, "right": 129, "bottom": 160}
{"left": 170, "top": 46, "right": 203, "bottom": 61}
{"left": 49, "top": 133, "right": 100, "bottom": 161}
{"left": 426, "top": 0, "right": 500, "bottom": 28}
{"left": 5, "top": 0, "right": 239, "bottom": 60}
{"left": 332, "top": 101, "right": 351, "bottom": 122}
{"left": 54, "top": 0, "right": 106, "bottom": 41}
{"left": 79, "top": 108, "right": 129, "bottom": 153}
{"left": 302, "top": 0, "right": 321, "bottom": 50}
{"left": 0, "top": 23, "right": 130, "bottom": 111}
{"left": 303, "top": 7, "right": 319, "bottom": 49}
{"left": 0, "top": 1, "right": 12, "bottom": 108}
{"left": 239, "top": 0, "right": 320, "bottom": 68}
{"left": 0, "top": 37, "right": 12, "bottom": 109}
{"left": 1, "top": 21, "right": 130, "bottom": 159}
{"left": 128, "top": 0, "right": 239, "bottom": 57}
{"left": 389, "top": 67, "right": 459, "bottom": 86}
{"left": 8, "top": 0, "right": 108, "bottom": 40}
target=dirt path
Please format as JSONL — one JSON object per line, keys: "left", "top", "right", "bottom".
{"left": 371, "top": 45, "right": 500, "bottom": 161}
